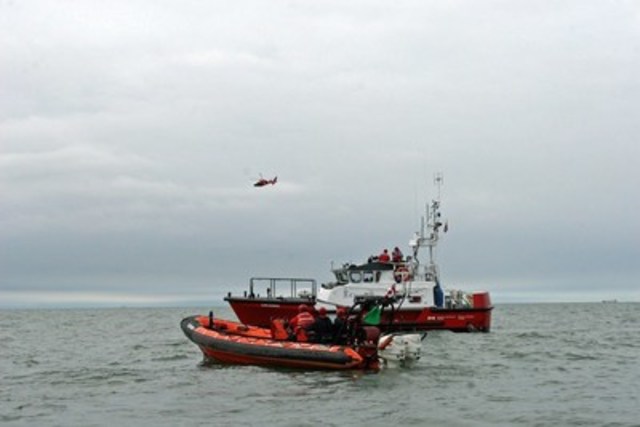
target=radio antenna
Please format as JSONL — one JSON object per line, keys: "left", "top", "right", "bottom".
{"left": 434, "top": 172, "right": 444, "bottom": 201}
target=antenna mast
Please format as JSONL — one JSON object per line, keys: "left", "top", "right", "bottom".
{"left": 410, "top": 172, "right": 445, "bottom": 282}
{"left": 434, "top": 172, "right": 444, "bottom": 201}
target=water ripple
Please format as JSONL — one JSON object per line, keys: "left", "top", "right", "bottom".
{"left": 1, "top": 304, "right": 638, "bottom": 426}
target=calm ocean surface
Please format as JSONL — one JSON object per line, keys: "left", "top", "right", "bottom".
{"left": 1, "top": 303, "right": 638, "bottom": 426}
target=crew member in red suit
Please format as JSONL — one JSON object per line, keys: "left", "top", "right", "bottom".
{"left": 392, "top": 246, "right": 403, "bottom": 263}
{"left": 378, "top": 249, "right": 391, "bottom": 263}
{"left": 289, "top": 305, "right": 315, "bottom": 341}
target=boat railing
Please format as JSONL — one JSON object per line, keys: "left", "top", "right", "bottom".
{"left": 248, "top": 277, "right": 317, "bottom": 300}
{"left": 331, "top": 260, "right": 416, "bottom": 284}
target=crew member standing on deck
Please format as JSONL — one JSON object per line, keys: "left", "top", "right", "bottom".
{"left": 378, "top": 249, "right": 391, "bottom": 263}
{"left": 392, "top": 247, "right": 404, "bottom": 263}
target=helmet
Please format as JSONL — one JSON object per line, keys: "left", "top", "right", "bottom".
{"left": 298, "top": 304, "right": 310, "bottom": 313}
{"left": 318, "top": 307, "right": 327, "bottom": 316}
{"left": 336, "top": 307, "right": 347, "bottom": 317}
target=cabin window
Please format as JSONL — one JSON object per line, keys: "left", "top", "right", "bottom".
{"left": 363, "top": 271, "right": 374, "bottom": 283}
{"left": 335, "top": 272, "right": 348, "bottom": 283}
{"left": 349, "top": 271, "right": 362, "bottom": 283}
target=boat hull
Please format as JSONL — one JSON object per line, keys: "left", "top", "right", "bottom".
{"left": 225, "top": 293, "right": 492, "bottom": 332}
{"left": 181, "top": 315, "right": 370, "bottom": 370}
{"left": 222, "top": 297, "right": 312, "bottom": 329}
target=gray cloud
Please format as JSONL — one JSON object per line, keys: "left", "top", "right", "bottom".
{"left": 1, "top": 0, "right": 639, "bottom": 306}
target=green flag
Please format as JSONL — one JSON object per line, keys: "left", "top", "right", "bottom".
{"left": 363, "top": 305, "right": 381, "bottom": 325}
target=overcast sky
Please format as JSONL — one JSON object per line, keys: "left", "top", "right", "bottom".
{"left": 1, "top": 0, "right": 639, "bottom": 307}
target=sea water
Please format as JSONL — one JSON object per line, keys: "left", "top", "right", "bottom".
{"left": 1, "top": 303, "right": 638, "bottom": 426}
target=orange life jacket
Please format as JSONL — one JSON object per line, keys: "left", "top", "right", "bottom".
{"left": 270, "top": 318, "right": 289, "bottom": 340}
{"left": 291, "top": 312, "right": 314, "bottom": 330}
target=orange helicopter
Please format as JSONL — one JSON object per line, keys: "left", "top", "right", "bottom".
{"left": 253, "top": 174, "right": 278, "bottom": 187}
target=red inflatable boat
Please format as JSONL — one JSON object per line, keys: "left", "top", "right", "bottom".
{"left": 181, "top": 314, "right": 381, "bottom": 370}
